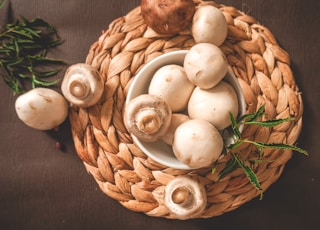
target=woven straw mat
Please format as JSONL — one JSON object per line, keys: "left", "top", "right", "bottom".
{"left": 69, "top": 1, "right": 303, "bottom": 219}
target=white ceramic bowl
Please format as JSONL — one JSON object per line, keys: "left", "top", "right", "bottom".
{"left": 126, "top": 50, "right": 246, "bottom": 170}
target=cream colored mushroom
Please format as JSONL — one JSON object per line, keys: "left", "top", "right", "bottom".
{"left": 165, "top": 176, "right": 207, "bottom": 219}
{"left": 183, "top": 43, "right": 228, "bottom": 89}
{"left": 172, "top": 119, "right": 223, "bottom": 168}
{"left": 188, "top": 81, "right": 239, "bottom": 130}
{"left": 61, "top": 63, "right": 104, "bottom": 107}
{"left": 192, "top": 5, "right": 228, "bottom": 46}
{"left": 148, "top": 64, "right": 195, "bottom": 112}
{"left": 161, "top": 113, "right": 189, "bottom": 145}
{"left": 15, "top": 87, "right": 68, "bottom": 130}
{"left": 124, "top": 94, "right": 172, "bottom": 142}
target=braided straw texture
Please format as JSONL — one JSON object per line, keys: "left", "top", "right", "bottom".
{"left": 69, "top": 1, "right": 303, "bottom": 219}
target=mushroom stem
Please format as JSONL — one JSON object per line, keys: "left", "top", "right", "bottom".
{"left": 171, "top": 186, "right": 192, "bottom": 206}
{"left": 68, "top": 77, "right": 90, "bottom": 99}
{"left": 165, "top": 176, "right": 207, "bottom": 219}
{"left": 61, "top": 63, "right": 104, "bottom": 108}
{"left": 124, "top": 94, "right": 172, "bottom": 142}
{"left": 135, "top": 109, "right": 162, "bottom": 135}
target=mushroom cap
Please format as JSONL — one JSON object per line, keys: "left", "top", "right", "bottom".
{"left": 188, "top": 81, "right": 239, "bottom": 130}
{"left": 172, "top": 119, "right": 223, "bottom": 168}
{"left": 141, "top": 0, "right": 195, "bottom": 35}
{"left": 183, "top": 43, "right": 228, "bottom": 89}
{"left": 124, "top": 94, "right": 172, "bottom": 142}
{"left": 15, "top": 88, "right": 68, "bottom": 130}
{"left": 161, "top": 113, "right": 190, "bottom": 145}
{"left": 61, "top": 63, "right": 104, "bottom": 107}
{"left": 165, "top": 176, "right": 207, "bottom": 219}
{"left": 192, "top": 5, "right": 228, "bottom": 46}
{"left": 148, "top": 64, "right": 195, "bottom": 112}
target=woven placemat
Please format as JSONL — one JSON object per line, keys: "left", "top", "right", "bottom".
{"left": 69, "top": 0, "right": 303, "bottom": 219}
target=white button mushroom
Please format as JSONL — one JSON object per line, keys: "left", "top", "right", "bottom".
{"left": 172, "top": 119, "right": 223, "bottom": 168}
{"left": 192, "top": 5, "right": 228, "bottom": 46}
{"left": 148, "top": 64, "right": 195, "bottom": 112}
{"left": 61, "top": 63, "right": 104, "bottom": 107}
{"left": 124, "top": 94, "right": 172, "bottom": 142}
{"left": 183, "top": 43, "right": 228, "bottom": 89}
{"left": 161, "top": 113, "right": 190, "bottom": 145}
{"left": 15, "top": 87, "right": 68, "bottom": 130}
{"left": 188, "top": 81, "right": 239, "bottom": 130}
{"left": 165, "top": 176, "right": 207, "bottom": 219}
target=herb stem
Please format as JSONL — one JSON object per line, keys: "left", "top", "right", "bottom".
{"left": 216, "top": 105, "right": 308, "bottom": 199}
{"left": 0, "top": 16, "right": 64, "bottom": 94}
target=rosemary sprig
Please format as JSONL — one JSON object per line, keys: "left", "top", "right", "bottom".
{"left": 0, "top": 0, "right": 5, "bottom": 9}
{"left": 217, "top": 105, "right": 308, "bottom": 199}
{"left": 0, "top": 15, "right": 64, "bottom": 94}
{"left": 232, "top": 153, "right": 263, "bottom": 199}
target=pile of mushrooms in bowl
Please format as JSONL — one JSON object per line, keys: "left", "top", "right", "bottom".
{"left": 125, "top": 44, "right": 246, "bottom": 170}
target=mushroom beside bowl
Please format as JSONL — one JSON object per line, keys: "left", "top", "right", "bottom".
{"left": 126, "top": 50, "right": 246, "bottom": 170}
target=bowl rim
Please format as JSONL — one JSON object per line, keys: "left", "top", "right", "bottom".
{"left": 126, "top": 50, "right": 246, "bottom": 170}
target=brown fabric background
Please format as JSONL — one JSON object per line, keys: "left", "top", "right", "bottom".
{"left": 0, "top": 0, "right": 319, "bottom": 229}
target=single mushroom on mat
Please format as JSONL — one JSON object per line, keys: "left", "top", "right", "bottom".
{"left": 165, "top": 176, "right": 207, "bottom": 219}
{"left": 124, "top": 94, "right": 172, "bottom": 142}
{"left": 15, "top": 87, "right": 68, "bottom": 130}
{"left": 141, "top": 0, "right": 196, "bottom": 35}
{"left": 61, "top": 63, "right": 104, "bottom": 108}
{"left": 192, "top": 5, "right": 228, "bottom": 46}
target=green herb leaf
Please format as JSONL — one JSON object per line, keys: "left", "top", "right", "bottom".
{"left": 31, "top": 77, "right": 60, "bottom": 87}
{"left": 244, "top": 140, "right": 309, "bottom": 156}
{"left": 249, "top": 158, "right": 274, "bottom": 164}
{"left": 218, "top": 156, "right": 238, "bottom": 179}
{"left": 237, "top": 105, "right": 266, "bottom": 123}
{"left": 232, "top": 153, "right": 263, "bottom": 199}
{"left": 251, "top": 105, "right": 266, "bottom": 121}
{"left": 211, "top": 161, "right": 219, "bottom": 174}
{"left": 213, "top": 104, "right": 308, "bottom": 199}
{"left": 0, "top": 0, "right": 6, "bottom": 9}
{"left": 228, "top": 139, "right": 246, "bottom": 150}
{"left": 230, "top": 112, "right": 241, "bottom": 140}
{"left": 244, "top": 117, "right": 294, "bottom": 127}
{"left": 32, "top": 69, "right": 61, "bottom": 78}
{"left": 0, "top": 16, "right": 64, "bottom": 94}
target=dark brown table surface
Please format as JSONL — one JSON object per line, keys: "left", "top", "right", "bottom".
{"left": 0, "top": 0, "right": 319, "bottom": 229}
